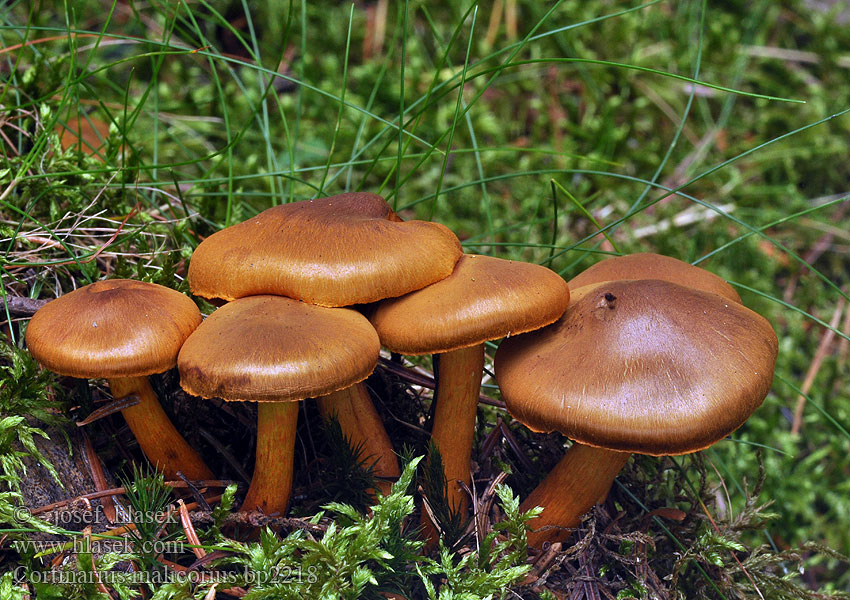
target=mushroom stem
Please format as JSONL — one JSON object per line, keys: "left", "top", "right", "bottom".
{"left": 519, "top": 443, "right": 630, "bottom": 548}
{"left": 420, "top": 344, "right": 486, "bottom": 544}
{"left": 108, "top": 377, "right": 214, "bottom": 482}
{"left": 316, "top": 383, "right": 399, "bottom": 497}
{"left": 430, "top": 344, "right": 486, "bottom": 514}
{"left": 240, "top": 401, "right": 299, "bottom": 515}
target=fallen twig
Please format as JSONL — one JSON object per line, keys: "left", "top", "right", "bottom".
{"left": 791, "top": 296, "right": 846, "bottom": 434}
{"left": 2, "top": 294, "right": 48, "bottom": 317}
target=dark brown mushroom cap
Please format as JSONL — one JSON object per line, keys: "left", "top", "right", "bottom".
{"left": 369, "top": 254, "right": 570, "bottom": 355}
{"left": 494, "top": 279, "right": 777, "bottom": 455}
{"left": 568, "top": 253, "right": 741, "bottom": 303}
{"left": 187, "top": 193, "right": 463, "bottom": 307}
{"left": 25, "top": 279, "right": 202, "bottom": 378}
{"left": 178, "top": 295, "right": 379, "bottom": 402}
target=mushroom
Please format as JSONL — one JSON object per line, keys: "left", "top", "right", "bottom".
{"left": 56, "top": 114, "right": 111, "bottom": 161}
{"left": 369, "top": 254, "right": 570, "bottom": 533}
{"left": 566, "top": 252, "right": 744, "bottom": 504}
{"left": 177, "top": 295, "right": 380, "bottom": 514}
{"left": 25, "top": 279, "right": 213, "bottom": 481}
{"left": 568, "top": 252, "right": 741, "bottom": 302}
{"left": 494, "top": 279, "right": 778, "bottom": 547}
{"left": 186, "top": 192, "right": 464, "bottom": 496}
{"left": 187, "top": 192, "right": 462, "bottom": 307}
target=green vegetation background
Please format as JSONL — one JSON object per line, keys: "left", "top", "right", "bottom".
{"left": 1, "top": 0, "right": 849, "bottom": 596}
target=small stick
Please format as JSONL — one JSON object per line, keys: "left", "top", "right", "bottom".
{"left": 177, "top": 470, "right": 213, "bottom": 511}
{"left": 76, "top": 394, "right": 140, "bottom": 426}
{"left": 377, "top": 357, "right": 505, "bottom": 408}
{"left": 497, "top": 421, "right": 536, "bottom": 473}
{"left": 83, "top": 527, "right": 112, "bottom": 596}
{"left": 187, "top": 509, "right": 327, "bottom": 534}
{"left": 791, "top": 297, "right": 845, "bottom": 434}
{"left": 95, "top": 495, "right": 222, "bottom": 542}
{"left": 31, "top": 481, "right": 234, "bottom": 515}
{"left": 478, "top": 418, "right": 504, "bottom": 461}
{"left": 199, "top": 428, "right": 252, "bottom": 483}
{"left": 81, "top": 431, "right": 116, "bottom": 523}
{"left": 2, "top": 295, "right": 47, "bottom": 317}
{"left": 526, "top": 541, "right": 562, "bottom": 584}
{"left": 178, "top": 499, "right": 206, "bottom": 560}
{"left": 473, "top": 471, "right": 508, "bottom": 546}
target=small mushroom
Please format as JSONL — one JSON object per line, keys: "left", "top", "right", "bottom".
{"left": 25, "top": 280, "right": 213, "bottom": 481}
{"left": 370, "top": 254, "right": 569, "bottom": 536}
{"left": 55, "top": 114, "right": 111, "bottom": 161}
{"left": 494, "top": 279, "right": 778, "bottom": 547}
{"left": 177, "top": 295, "right": 380, "bottom": 515}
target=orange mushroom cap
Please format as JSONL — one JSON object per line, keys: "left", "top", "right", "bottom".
{"left": 56, "top": 115, "right": 111, "bottom": 161}
{"left": 25, "top": 279, "right": 201, "bottom": 379}
{"left": 370, "top": 254, "right": 570, "bottom": 355}
{"left": 187, "top": 193, "right": 463, "bottom": 307}
{"left": 495, "top": 280, "right": 777, "bottom": 456}
{"left": 178, "top": 295, "right": 380, "bottom": 402}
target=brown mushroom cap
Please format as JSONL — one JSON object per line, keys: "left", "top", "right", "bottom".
{"left": 178, "top": 295, "right": 379, "bottom": 402}
{"left": 369, "top": 254, "right": 570, "bottom": 355}
{"left": 56, "top": 115, "right": 111, "bottom": 160}
{"left": 494, "top": 279, "right": 777, "bottom": 455}
{"left": 568, "top": 253, "right": 741, "bottom": 303}
{"left": 25, "top": 279, "right": 201, "bottom": 379}
{"left": 187, "top": 193, "right": 463, "bottom": 307}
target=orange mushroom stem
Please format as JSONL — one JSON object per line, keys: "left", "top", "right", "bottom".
{"left": 519, "top": 444, "right": 629, "bottom": 547}
{"left": 416, "top": 344, "right": 487, "bottom": 543}
{"left": 240, "top": 401, "right": 299, "bottom": 515}
{"left": 316, "top": 382, "right": 399, "bottom": 497}
{"left": 109, "top": 377, "right": 214, "bottom": 481}
{"left": 428, "top": 344, "right": 486, "bottom": 515}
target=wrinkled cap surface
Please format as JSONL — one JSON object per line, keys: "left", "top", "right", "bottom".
{"left": 178, "top": 295, "right": 380, "bottom": 402}
{"left": 370, "top": 254, "right": 570, "bottom": 354}
{"left": 26, "top": 279, "right": 202, "bottom": 378}
{"left": 568, "top": 253, "right": 741, "bottom": 303}
{"left": 494, "top": 279, "right": 777, "bottom": 455}
{"left": 188, "top": 193, "right": 463, "bottom": 307}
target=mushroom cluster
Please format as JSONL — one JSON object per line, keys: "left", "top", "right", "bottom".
{"left": 23, "top": 194, "right": 778, "bottom": 555}
{"left": 180, "top": 192, "right": 573, "bottom": 520}
{"left": 181, "top": 192, "right": 466, "bottom": 511}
